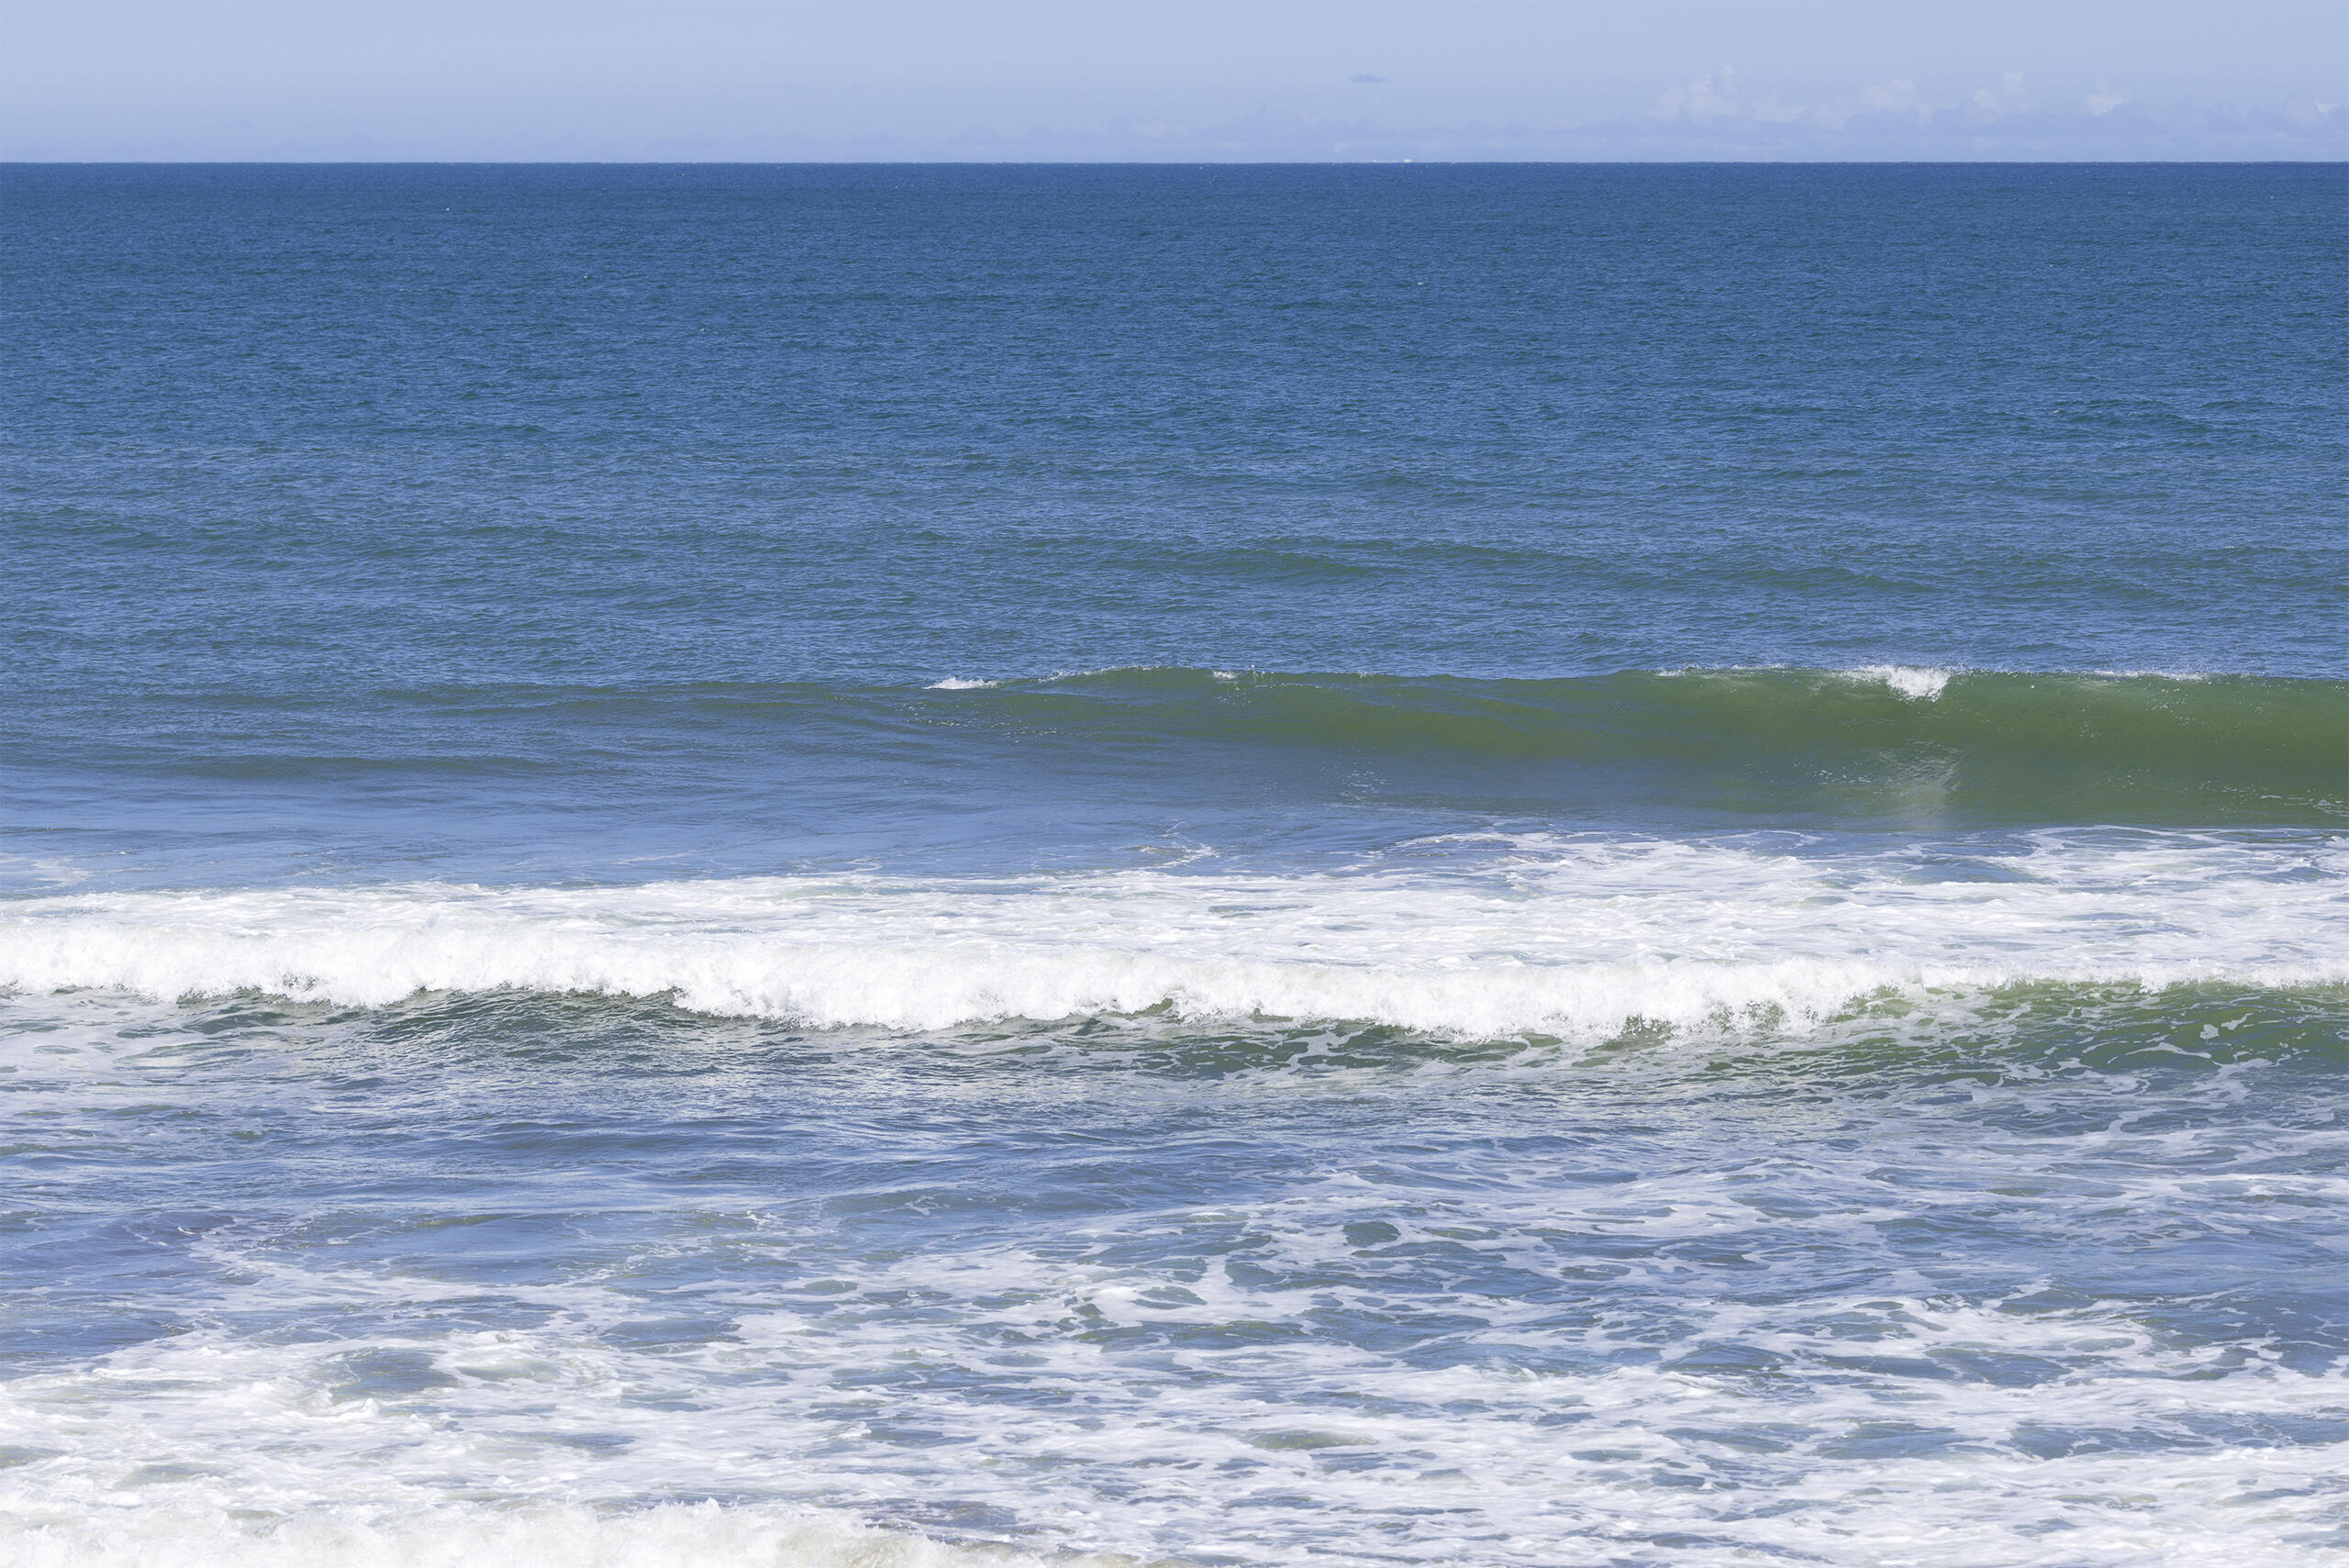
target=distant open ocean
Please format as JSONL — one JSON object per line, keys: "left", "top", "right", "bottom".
{"left": 1, "top": 163, "right": 2343, "bottom": 1567}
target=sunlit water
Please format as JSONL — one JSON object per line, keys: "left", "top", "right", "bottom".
{"left": 1, "top": 164, "right": 2343, "bottom": 1566}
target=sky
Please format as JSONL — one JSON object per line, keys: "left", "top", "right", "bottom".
{"left": 3, "top": 1, "right": 2343, "bottom": 161}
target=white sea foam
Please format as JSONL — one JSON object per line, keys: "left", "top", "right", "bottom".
{"left": 1, "top": 832, "right": 2340, "bottom": 1036}
{"left": 2, "top": 1503, "right": 1066, "bottom": 1568}
{"left": 926, "top": 677, "right": 996, "bottom": 690}
{"left": 3, "top": 884, "right": 2342, "bottom": 1568}
{"left": 1845, "top": 663, "right": 1954, "bottom": 700}
{"left": 0, "top": 854, "right": 93, "bottom": 893}
{"left": 1653, "top": 662, "right": 1956, "bottom": 698}
{"left": 3, "top": 1107, "right": 2342, "bottom": 1568}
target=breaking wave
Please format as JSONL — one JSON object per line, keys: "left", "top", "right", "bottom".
{"left": 6, "top": 832, "right": 2341, "bottom": 1034}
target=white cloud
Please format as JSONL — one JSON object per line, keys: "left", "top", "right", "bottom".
{"left": 2086, "top": 79, "right": 2134, "bottom": 117}
{"left": 1859, "top": 79, "right": 1928, "bottom": 119}
{"left": 1654, "top": 68, "right": 1937, "bottom": 133}
{"left": 1652, "top": 67, "right": 1742, "bottom": 125}
{"left": 1972, "top": 72, "right": 2029, "bottom": 119}
{"left": 1807, "top": 79, "right": 1932, "bottom": 131}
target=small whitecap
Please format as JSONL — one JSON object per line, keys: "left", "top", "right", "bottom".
{"left": 1849, "top": 664, "right": 1953, "bottom": 701}
{"left": 928, "top": 677, "right": 996, "bottom": 691}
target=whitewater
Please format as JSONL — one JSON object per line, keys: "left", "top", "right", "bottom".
{"left": 6, "top": 830, "right": 2343, "bottom": 1033}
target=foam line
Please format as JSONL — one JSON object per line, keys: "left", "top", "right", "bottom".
{"left": 4, "top": 835, "right": 2340, "bottom": 1033}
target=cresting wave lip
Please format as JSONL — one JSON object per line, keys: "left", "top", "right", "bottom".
{"left": 5, "top": 835, "right": 2342, "bottom": 1034}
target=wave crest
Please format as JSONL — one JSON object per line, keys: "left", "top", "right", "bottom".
{"left": 6, "top": 836, "right": 2340, "bottom": 1034}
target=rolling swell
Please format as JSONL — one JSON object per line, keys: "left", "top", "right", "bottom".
{"left": 901, "top": 666, "right": 2345, "bottom": 820}
{"left": 28, "top": 668, "right": 2337, "bottom": 829}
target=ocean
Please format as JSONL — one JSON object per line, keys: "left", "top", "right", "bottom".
{"left": 0, "top": 162, "right": 2343, "bottom": 1566}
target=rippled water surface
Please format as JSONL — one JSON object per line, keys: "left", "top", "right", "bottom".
{"left": 1, "top": 163, "right": 2343, "bottom": 1566}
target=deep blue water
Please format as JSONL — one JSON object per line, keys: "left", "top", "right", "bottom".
{"left": 0, "top": 164, "right": 2343, "bottom": 1567}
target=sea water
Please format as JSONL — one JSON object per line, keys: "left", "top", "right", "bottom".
{"left": 0, "top": 163, "right": 2343, "bottom": 1566}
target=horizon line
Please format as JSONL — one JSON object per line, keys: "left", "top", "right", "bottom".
{"left": 8, "top": 157, "right": 2346, "bottom": 167}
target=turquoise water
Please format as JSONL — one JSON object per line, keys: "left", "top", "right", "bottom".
{"left": 1, "top": 163, "right": 2343, "bottom": 1566}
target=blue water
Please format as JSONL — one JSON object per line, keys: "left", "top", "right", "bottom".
{"left": 1, "top": 163, "right": 2343, "bottom": 1567}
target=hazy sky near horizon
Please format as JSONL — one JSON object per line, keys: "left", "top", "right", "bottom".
{"left": 3, "top": 2, "right": 2343, "bottom": 161}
